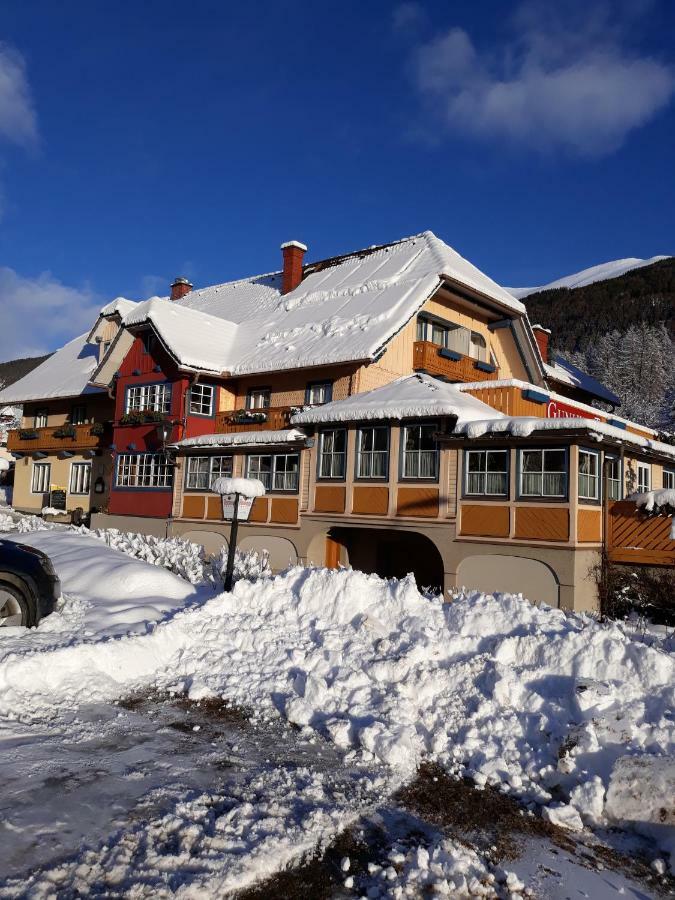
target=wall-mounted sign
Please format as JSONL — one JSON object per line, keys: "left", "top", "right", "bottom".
{"left": 49, "top": 485, "right": 67, "bottom": 510}
{"left": 220, "top": 493, "right": 254, "bottom": 521}
{"left": 546, "top": 399, "right": 602, "bottom": 421}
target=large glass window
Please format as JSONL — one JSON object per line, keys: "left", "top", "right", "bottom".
{"left": 637, "top": 462, "right": 651, "bottom": 493}
{"left": 185, "top": 455, "right": 232, "bottom": 490}
{"left": 246, "top": 388, "right": 271, "bottom": 410}
{"left": 664, "top": 469, "right": 675, "bottom": 490}
{"left": 125, "top": 383, "right": 172, "bottom": 414}
{"left": 69, "top": 462, "right": 91, "bottom": 495}
{"left": 189, "top": 384, "right": 214, "bottom": 416}
{"left": 356, "top": 426, "right": 389, "bottom": 479}
{"left": 578, "top": 449, "right": 600, "bottom": 501}
{"left": 402, "top": 423, "right": 438, "bottom": 479}
{"left": 318, "top": 429, "right": 347, "bottom": 479}
{"left": 606, "top": 456, "right": 623, "bottom": 500}
{"left": 31, "top": 462, "right": 51, "bottom": 494}
{"left": 465, "top": 449, "right": 508, "bottom": 496}
{"left": 116, "top": 453, "right": 173, "bottom": 488}
{"left": 246, "top": 454, "right": 299, "bottom": 492}
{"left": 520, "top": 449, "right": 567, "bottom": 498}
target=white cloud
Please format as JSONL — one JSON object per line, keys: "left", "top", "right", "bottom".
{"left": 411, "top": 1, "right": 674, "bottom": 156}
{"left": 0, "top": 44, "right": 37, "bottom": 147}
{"left": 391, "top": 2, "right": 428, "bottom": 35}
{"left": 0, "top": 268, "right": 102, "bottom": 362}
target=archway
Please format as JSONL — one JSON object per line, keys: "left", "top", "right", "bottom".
{"left": 456, "top": 554, "right": 559, "bottom": 606}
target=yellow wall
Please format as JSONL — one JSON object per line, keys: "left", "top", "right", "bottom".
{"left": 22, "top": 395, "right": 113, "bottom": 428}
{"left": 12, "top": 452, "right": 111, "bottom": 514}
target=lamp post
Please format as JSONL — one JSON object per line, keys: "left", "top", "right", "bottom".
{"left": 223, "top": 492, "right": 240, "bottom": 592}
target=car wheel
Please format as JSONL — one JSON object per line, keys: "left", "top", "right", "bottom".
{"left": 0, "top": 582, "right": 39, "bottom": 628}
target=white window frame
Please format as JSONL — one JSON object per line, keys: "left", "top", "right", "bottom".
{"left": 31, "top": 462, "right": 51, "bottom": 494}
{"left": 34, "top": 408, "right": 48, "bottom": 429}
{"left": 246, "top": 453, "right": 299, "bottom": 492}
{"left": 306, "top": 382, "right": 332, "bottom": 406}
{"left": 464, "top": 449, "right": 508, "bottom": 496}
{"left": 318, "top": 429, "right": 347, "bottom": 480}
{"left": 578, "top": 449, "right": 600, "bottom": 501}
{"left": 189, "top": 383, "right": 215, "bottom": 417}
{"left": 519, "top": 448, "right": 567, "bottom": 498}
{"left": 125, "top": 383, "right": 172, "bottom": 414}
{"left": 115, "top": 453, "right": 173, "bottom": 488}
{"left": 246, "top": 388, "right": 271, "bottom": 410}
{"left": 606, "top": 455, "right": 623, "bottom": 501}
{"left": 663, "top": 468, "right": 675, "bottom": 490}
{"left": 401, "top": 423, "right": 438, "bottom": 480}
{"left": 356, "top": 426, "right": 389, "bottom": 480}
{"left": 637, "top": 462, "right": 651, "bottom": 493}
{"left": 184, "top": 455, "right": 233, "bottom": 490}
{"left": 69, "top": 462, "right": 92, "bottom": 495}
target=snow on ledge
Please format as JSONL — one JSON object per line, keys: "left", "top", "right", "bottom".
{"left": 631, "top": 489, "right": 675, "bottom": 512}
{"left": 211, "top": 477, "right": 266, "bottom": 498}
{"left": 173, "top": 429, "right": 308, "bottom": 449}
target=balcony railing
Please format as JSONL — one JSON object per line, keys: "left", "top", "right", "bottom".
{"left": 7, "top": 423, "right": 110, "bottom": 453}
{"left": 215, "top": 406, "right": 293, "bottom": 434}
{"left": 607, "top": 500, "right": 675, "bottom": 566}
{"left": 413, "top": 341, "right": 498, "bottom": 383}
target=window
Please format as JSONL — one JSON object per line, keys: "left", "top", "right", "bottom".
{"left": 69, "top": 462, "right": 91, "bottom": 495}
{"left": 189, "top": 383, "right": 215, "bottom": 416}
{"left": 578, "top": 449, "right": 600, "bottom": 501}
{"left": 402, "top": 423, "right": 438, "bottom": 479}
{"left": 34, "top": 408, "right": 48, "bottom": 428}
{"left": 637, "top": 462, "right": 651, "bottom": 493}
{"left": 664, "top": 469, "right": 675, "bottom": 490}
{"left": 416, "top": 315, "right": 488, "bottom": 362}
{"left": 470, "top": 331, "right": 488, "bottom": 362}
{"left": 71, "top": 404, "right": 87, "bottom": 425}
{"left": 246, "top": 388, "right": 271, "bottom": 410}
{"left": 141, "top": 332, "right": 155, "bottom": 355}
{"left": 185, "top": 455, "right": 232, "bottom": 490}
{"left": 520, "top": 449, "right": 567, "bottom": 497}
{"left": 606, "top": 456, "right": 623, "bottom": 500}
{"left": 318, "top": 429, "right": 347, "bottom": 479}
{"left": 465, "top": 449, "right": 508, "bottom": 496}
{"left": 115, "top": 453, "right": 173, "bottom": 488}
{"left": 306, "top": 382, "right": 332, "bottom": 406}
{"left": 31, "top": 462, "right": 51, "bottom": 494}
{"left": 125, "top": 383, "right": 172, "bottom": 414}
{"left": 246, "top": 454, "right": 299, "bottom": 492}
{"left": 356, "top": 426, "right": 389, "bottom": 479}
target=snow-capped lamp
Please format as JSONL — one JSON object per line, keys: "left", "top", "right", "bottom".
{"left": 211, "top": 477, "right": 266, "bottom": 591}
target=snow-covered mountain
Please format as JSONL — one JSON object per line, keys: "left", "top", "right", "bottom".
{"left": 508, "top": 255, "right": 670, "bottom": 299}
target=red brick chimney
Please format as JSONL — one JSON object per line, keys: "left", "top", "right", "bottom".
{"left": 280, "top": 241, "right": 307, "bottom": 294}
{"left": 532, "top": 324, "right": 551, "bottom": 364}
{"left": 170, "top": 276, "right": 193, "bottom": 301}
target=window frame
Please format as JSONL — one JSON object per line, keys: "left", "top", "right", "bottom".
{"left": 305, "top": 381, "right": 333, "bottom": 406}
{"left": 246, "top": 387, "right": 272, "bottom": 410}
{"left": 188, "top": 383, "right": 215, "bottom": 418}
{"left": 354, "top": 425, "right": 390, "bottom": 482}
{"left": 317, "top": 428, "right": 348, "bottom": 481}
{"left": 605, "top": 454, "right": 623, "bottom": 501}
{"left": 31, "top": 462, "right": 51, "bottom": 494}
{"left": 463, "top": 448, "right": 509, "bottom": 498}
{"left": 33, "top": 408, "right": 49, "bottom": 429}
{"left": 578, "top": 447, "right": 601, "bottom": 504}
{"left": 141, "top": 332, "right": 156, "bottom": 355}
{"left": 69, "top": 461, "right": 92, "bottom": 496}
{"left": 124, "top": 382, "right": 172, "bottom": 415}
{"left": 517, "top": 447, "right": 569, "bottom": 501}
{"left": 245, "top": 453, "right": 300, "bottom": 493}
{"left": 663, "top": 468, "right": 675, "bottom": 491}
{"left": 114, "top": 453, "right": 173, "bottom": 490}
{"left": 183, "top": 454, "right": 233, "bottom": 491}
{"left": 636, "top": 461, "right": 651, "bottom": 493}
{"left": 70, "top": 404, "right": 87, "bottom": 425}
{"left": 399, "top": 421, "right": 439, "bottom": 482}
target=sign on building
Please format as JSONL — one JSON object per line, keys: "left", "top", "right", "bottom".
{"left": 49, "top": 485, "right": 67, "bottom": 510}
{"left": 220, "top": 493, "right": 254, "bottom": 521}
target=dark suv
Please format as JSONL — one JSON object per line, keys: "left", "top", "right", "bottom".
{"left": 0, "top": 540, "right": 60, "bottom": 628}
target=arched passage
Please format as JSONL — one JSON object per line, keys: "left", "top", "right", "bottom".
{"left": 329, "top": 526, "right": 445, "bottom": 593}
{"left": 456, "top": 554, "right": 559, "bottom": 606}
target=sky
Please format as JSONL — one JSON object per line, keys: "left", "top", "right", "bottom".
{"left": 0, "top": 0, "right": 673, "bottom": 361}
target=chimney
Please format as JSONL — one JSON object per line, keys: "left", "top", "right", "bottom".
{"left": 170, "top": 276, "right": 193, "bottom": 301}
{"left": 280, "top": 240, "right": 307, "bottom": 294}
{"left": 532, "top": 324, "right": 551, "bottom": 364}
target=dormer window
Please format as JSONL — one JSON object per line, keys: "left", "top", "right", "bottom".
{"left": 416, "top": 315, "right": 489, "bottom": 363}
{"left": 142, "top": 333, "right": 155, "bottom": 355}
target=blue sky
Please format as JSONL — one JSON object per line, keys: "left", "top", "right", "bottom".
{"left": 0, "top": 0, "right": 673, "bottom": 361}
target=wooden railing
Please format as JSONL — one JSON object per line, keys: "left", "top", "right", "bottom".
{"left": 607, "top": 500, "right": 675, "bottom": 566}
{"left": 412, "top": 341, "right": 498, "bottom": 383}
{"left": 215, "top": 406, "right": 294, "bottom": 434}
{"left": 6, "top": 423, "right": 110, "bottom": 453}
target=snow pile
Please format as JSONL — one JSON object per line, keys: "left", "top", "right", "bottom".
{"left": 0, "top": 513, "right": 15, "bottom": 532}
{"left": 82, "top": 527, "right": 207, "bottom": 584}
{"left": 175, "top": 429, "right": 307, "bottom": 448}
{"left": 211, "top": 476, "right": 266, "bottom": 498}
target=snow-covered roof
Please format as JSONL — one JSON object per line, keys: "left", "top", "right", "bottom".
{"left": 173, "top": 429, "right": 308, "bottom": 449}
{"left": 291, "top": 373, "right": 505, "bottom": 424}
{"left": 544, "top": 355, "right": 620, "bottom": 407}
{"left": 122, "top": 231, "right": 527, "bottom": 378}
{"left": 509, "top": 255, "right": 670, "bottom": 299}
{"left": 455, "top": 416, "right": 675, "bottom": 460}
{"left": 99, "top": 297, "right": 140, "bottom": 318}
{"left": 0, "top": 333, "right": 105, "bottom": 403}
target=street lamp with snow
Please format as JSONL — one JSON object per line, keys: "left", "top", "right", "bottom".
{"left": 211, "top": 477, "right": 266, "bottom": 591}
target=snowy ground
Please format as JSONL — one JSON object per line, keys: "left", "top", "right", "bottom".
{"left": 0, "top": 520, "right": 673, "bottom": 897}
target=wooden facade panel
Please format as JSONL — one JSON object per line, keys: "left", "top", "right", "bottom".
{"left": 412, "top": 341, "right": 497, "bottom": 384}
{"left": 462, "top": 386, "right": 545, "bottom": 418}
{"left": 460, "top": 504, "right": 510, "bottom": 537}
{"left": 314, "top": 485, "right": 346, "bottom": 513}
{"left": 514, "top": 506, "right": 569, "bottom": 541}
{"left": 206, "top": 496, "right": 222, "bottom": 520}
{"left": 270, "top": 498, "right": 299, "bottom": 524}
{"left": 396, "top": 487, "right": 440, "bottom": 518}
{"left": 182, "top": 495, "right": 205, "bottom": 519}
{"left": 608, "top": 501, "right": 675, "bottom": 562}
{"left": 325, "top": 536, "right": 341, "bottom": 568}
{"left": 352, "top": 486, "right": 389, "bottom": 516}
{"left": 249, "top": 497, "right": 269, "bottom": 523}
{"left": 577, "top": 508, "right": 601, "bottom": 543}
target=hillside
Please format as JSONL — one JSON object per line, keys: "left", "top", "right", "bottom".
{"left": 523, "top": 257, "right": 675, "bottom": 355}
{"left": 510, "top": 255, "right": 670, "bottom": 299}
{"left": 0, "top": 354, "right": 51, "bottom": 390}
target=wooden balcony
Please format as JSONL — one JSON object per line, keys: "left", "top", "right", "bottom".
{"left": 7, "top": 423, "right": 110, "bottom": 454}
{"left": 413, "top": 341, "right": 498, "bottom": 383}
{"left": 215, "top": 406, "right": 293, "bottom": 434}
{"left": 607, "top": 500, "right": 675, "bottom": 566}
